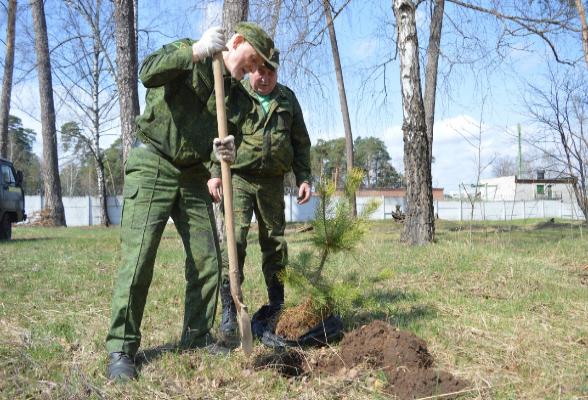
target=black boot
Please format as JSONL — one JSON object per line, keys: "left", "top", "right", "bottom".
{"left": 107, "top": 352, "right": 137, "bottom": 381}
{"left": 267, "top": 283, "right": 284, "bottom": 316}
{"left": 219, "top": 282, "right": 238, "bottom": 343}
{"left": 267, "top": 282, "right": 284, "bottom": 307}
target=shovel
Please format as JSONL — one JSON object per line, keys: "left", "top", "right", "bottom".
{"left": 212, "top": 53, "right": 253, "bottom": 357}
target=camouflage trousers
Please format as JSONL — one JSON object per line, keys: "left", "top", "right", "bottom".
{"left": 105, "top": 145, "right": 221, "bottom": 356}
{"left": 221, "top": 173, "right": 287, "bottom": 302}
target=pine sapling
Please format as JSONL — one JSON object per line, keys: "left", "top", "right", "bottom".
{"left": 275, "top": 168, "right": 379, "bottom": 339}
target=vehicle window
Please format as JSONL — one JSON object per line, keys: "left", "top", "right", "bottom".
{"left": 1, "top": 165, "right": 16, "bottom": 185}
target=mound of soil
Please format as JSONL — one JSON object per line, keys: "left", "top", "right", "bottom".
{"left": 311, "top": 320, "right": 469, "bottom": 399}
{"left": 254, "top": 319, "right": 469, "bottom": 399}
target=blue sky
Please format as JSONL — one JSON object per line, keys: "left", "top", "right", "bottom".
{"left": 7, "top": 0, "right": 585, "bottom": 192}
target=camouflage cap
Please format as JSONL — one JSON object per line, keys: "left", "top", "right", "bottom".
{"left": 265, "top": 48, "right": 280, "bottom": 71}
{"left": 234, "top": 22, "right": 278, "bottom": 70}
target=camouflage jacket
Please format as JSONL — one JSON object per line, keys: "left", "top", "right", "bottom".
{"left": 136, "top": 38, "right": 250, "bottom": 167}
{"left": 210, "top": 80, "right": 311, "bottom": 186}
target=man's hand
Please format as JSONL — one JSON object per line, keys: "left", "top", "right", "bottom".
{"left": 208, "top": 178, "right": 223, "bottom": 203}
{"left": 297, "top": 182, "right": 311, "bottom": 204}
{"left": 213, "top": 135, "right": 236, "bottom": 164}
{"left": 192, "top": 26, "right": 226, "bottom": 62}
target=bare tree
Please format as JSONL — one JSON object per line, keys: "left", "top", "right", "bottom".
{"left": 30, "top": 0, "right": 66, "bottom": 226}
{"left": 492, "top": 155, "right": 517, "bottom": 177}
{"left": 52, "top": 0, "right": 118, "bottom": 226}
{"left": 454, "top": 97, "right": 496, "bottom": 220}
{"left": 394, "top": 0, "right": 434, "bottom": 245}
{"left": 113, "top": 0, "right": 139, "bottom": 165}
{"left": 526, "top": 66, "right": 588, "bottom": 220}
{"left": 446, "top": 0, "right": 582, "bottom": 66}
{"left": 0, "top": 0, "right": 17, "bottom": 159}
{"left": 223, "top": 0, "right": 249, "bottom": 35}
{"left": 323, "top": 0, "right": 356, "bottom": 216}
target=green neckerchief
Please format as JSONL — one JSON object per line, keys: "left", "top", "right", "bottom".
{"left": 254, "top": 92, "right": 272, "bottom": 115}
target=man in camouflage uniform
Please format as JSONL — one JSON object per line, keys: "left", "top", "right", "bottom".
{"left": 207, "top": 50, "right": 312, "bottom": 341}
{"left": 105, "top": 23, "right": 276, "bottom": 381}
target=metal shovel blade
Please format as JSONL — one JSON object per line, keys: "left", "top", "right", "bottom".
{"left": 237, "top": 304, "right": 253, "bottom": 356}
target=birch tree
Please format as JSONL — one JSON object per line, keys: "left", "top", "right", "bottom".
{"left": 394, "top": 0, "right": 434, "bottom": 244}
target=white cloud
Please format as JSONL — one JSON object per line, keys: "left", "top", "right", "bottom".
{"left": 373, "top": 115, "right": 520, "bottom": 191}
{"left": 351, "top": 38, "right": 378, "bottom": 59}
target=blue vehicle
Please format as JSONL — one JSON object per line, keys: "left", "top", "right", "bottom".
{"left": 0, "top": 158, "right": 26, "bottom": 240}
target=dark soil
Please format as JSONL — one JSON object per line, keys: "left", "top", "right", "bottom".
{"left": 257, "top": 320, "right": 470, "bottom": 400}
{"left": 252, "top": 349, "right": 305, "bottom": 377}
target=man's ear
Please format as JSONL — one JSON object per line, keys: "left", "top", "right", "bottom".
{"left": 231, "top": 33, "right": 245, "bottom": 48}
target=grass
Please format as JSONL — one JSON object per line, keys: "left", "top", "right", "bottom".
{"left": 1, "top": 219, "right": 587, "bottom": 399}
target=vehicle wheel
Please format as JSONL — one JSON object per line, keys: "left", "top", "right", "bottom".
{"left": 0, "top": 214, "right": 11, "bottom": 240}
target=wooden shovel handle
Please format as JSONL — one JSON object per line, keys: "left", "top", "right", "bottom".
{"left": 211, "top": 54, "right": 244, "bottom": 311}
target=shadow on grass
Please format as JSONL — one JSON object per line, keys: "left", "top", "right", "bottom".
{"left": 135, "top": 343, "right": 176, "bottom": 370}
{"left": 442, "top": 218, "right": 584, "bottom": 233}
{"left": 390, "top": 304, "right": 437, "bottom": 328}
{"left": 531, "top": 219, "right": 585, "bottom": 231}
{"left": 347, "top": 288, "right": 432, "bottom": 330}
{"left": 360, "top": 288, "right": 418, "bottom": 305}
{"left": 2, "top": 237, "right": 57, "bottom": 243}
{"left": 445, "top": 224, "right": 524, "bottom": 233}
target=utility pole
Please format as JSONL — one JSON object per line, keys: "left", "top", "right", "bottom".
{"left": 517, "top": 124, "right": 522, "bottom": 178}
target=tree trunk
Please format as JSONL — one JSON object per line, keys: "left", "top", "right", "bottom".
{"left": 394, "top": 0, "right": 434, "bottom": 245}
{"left": 30, "top": 0, "right": 66, "bottom": 226}
{"left": 95, "top": 156, "right": 110, "bottom": 226}
{"left": 323, "top": 0, "right": 356, "bottom": 216}
{"left": 423, "top": 0, "right": 444, "bottom": 163}
{"left": 114, "top": 0, "right": 140, "bottom": 166}
{"left": 0, "top": 0, "right": 17, "bottom": 159}
{"left": 223, "top": 0, "right": 249, "bottom": 35}
{"left": 575, "top": 0, "right": 588, "bottom": 68}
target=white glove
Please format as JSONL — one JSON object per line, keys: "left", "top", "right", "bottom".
{"left": 213, "top": 135, "right": 235, "bottom": 164}
{"left": 192, "top": 26, "right": 226, "bottom": 62}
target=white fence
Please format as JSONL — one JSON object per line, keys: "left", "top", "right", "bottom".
{"left": 23, "top": 195, "right": 585, "bottom": 227}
